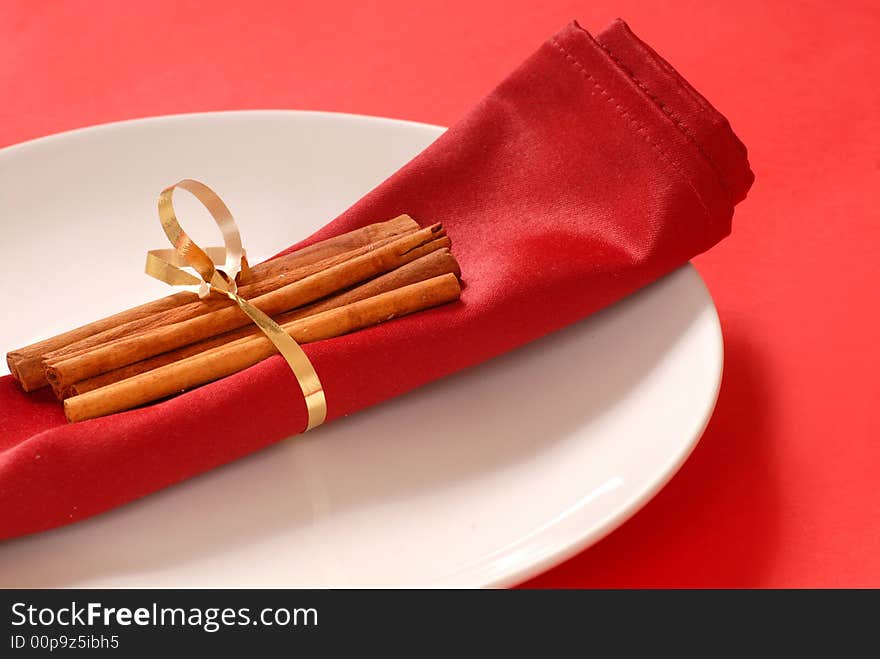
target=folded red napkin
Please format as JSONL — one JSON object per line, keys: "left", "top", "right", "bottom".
{"left": 0, "top": 19, "right": 752, "bottom": 540}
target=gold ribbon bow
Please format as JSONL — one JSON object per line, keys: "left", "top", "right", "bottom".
{"left": 145, "top": 179, "right": 327, "bottom": 430}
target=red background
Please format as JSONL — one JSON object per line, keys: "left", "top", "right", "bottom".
{"left": 1, "top": 0, "right": 877, "bottom": 587}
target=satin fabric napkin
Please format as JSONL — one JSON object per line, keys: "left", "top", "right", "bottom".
{"left": 0, "top": 20, "right": 753, "bottom": 539}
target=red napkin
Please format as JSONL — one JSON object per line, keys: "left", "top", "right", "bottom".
{"left": 0, "top": 20, "right": 752, "bottom": 540}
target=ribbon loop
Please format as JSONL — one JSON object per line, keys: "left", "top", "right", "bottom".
{"left": 150, "top": 180, "right": 251, "bottom": 298}
{"left": 146, "top": 179, "right": 327, "bottom": 431}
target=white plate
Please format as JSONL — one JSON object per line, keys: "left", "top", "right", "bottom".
{"left": 0, "top": 111, "right": 722, "bottom": 587}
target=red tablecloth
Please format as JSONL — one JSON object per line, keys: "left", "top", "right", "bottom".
{"left": 2, "top": 0, "right": 876, "bottom": 587}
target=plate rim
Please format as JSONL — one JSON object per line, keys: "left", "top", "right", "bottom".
{"left": 478, "top": 266, "right": 722, "bottom": 587}
{"left": 0, "top": 109, "right": 447, "bottom": 157}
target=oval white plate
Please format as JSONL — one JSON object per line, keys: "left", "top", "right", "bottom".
{"left": 0, "top": 111, "right": 722, "bottom": 587}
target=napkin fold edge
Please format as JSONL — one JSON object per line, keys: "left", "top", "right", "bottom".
{"left": 592, "top": 18, "right": 754, "bottom": 205}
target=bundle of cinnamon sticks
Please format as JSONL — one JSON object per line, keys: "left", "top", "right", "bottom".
{"left": 6, "top": 216, "right": 462, "bottom": 423}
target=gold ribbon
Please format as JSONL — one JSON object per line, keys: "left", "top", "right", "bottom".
{"left": 145, "top": 179, "right": 327, "bottom": 430}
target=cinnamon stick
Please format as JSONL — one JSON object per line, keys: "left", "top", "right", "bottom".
{"left": 63, "top": 273, "right": 462, "bottom": 422}
{"left": 40, "top": 227, "right": 420, "bottom": 390}
{"left": 46, "top": 226, "right": 448, "bottom": 392}
{"left": 9, "top": 216, "right": 419, "bottom": 391}
{"left": 66, "top": 248, "right": 461, "bottom": 397}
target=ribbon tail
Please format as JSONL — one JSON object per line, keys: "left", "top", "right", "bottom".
{"left": 229, "top": 294, "right": 327, "bottom": 430}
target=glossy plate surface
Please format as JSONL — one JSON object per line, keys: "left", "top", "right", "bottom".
{"left": 0, "top": 111, "right": 722, "bottom": 587}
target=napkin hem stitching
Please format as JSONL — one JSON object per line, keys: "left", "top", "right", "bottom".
{"left": 595, "top": 40, "right": 733, "bottom": 201}
{"left": 548, "top": 37, "right": 715, "bottom": 227}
